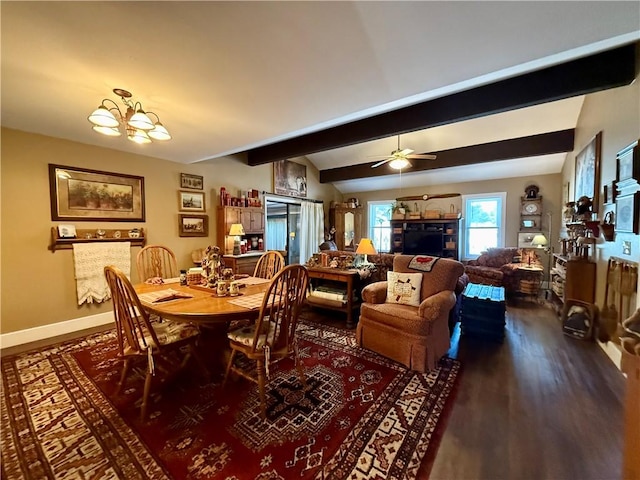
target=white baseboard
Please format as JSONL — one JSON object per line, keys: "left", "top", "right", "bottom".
{"left": 597, "top": 340, "right": 623, "bottom": 371}
{"left": 0, "top": 312, "right": 113, "bottom": 349}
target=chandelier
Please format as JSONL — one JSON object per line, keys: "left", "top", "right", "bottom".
{"left": 87, "top": 88, "right": 171, "bottom": 144}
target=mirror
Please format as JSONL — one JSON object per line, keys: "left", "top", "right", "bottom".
{"left": 344, "top": 211, "right": 355, "bottom": 249}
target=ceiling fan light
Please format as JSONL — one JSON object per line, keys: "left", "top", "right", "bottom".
{"left": 128, "top": 110, "right": 155, "bottom": 130}
{"left": 88, "top": 106, "right": 119, "bottom": 127}
{"left": 128, "top": 129, "right": 151, "bottom": 144}
{"left": 389, "top": 158, "right": 410, "bottom": 170}
{"left": 148, "top": 122, "right": 171, "bottom": 141}
{"left": 92, "top": 125, "right": 122, "bottom": 137}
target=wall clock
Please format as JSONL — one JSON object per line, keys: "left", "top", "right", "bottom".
{"left": 521, "top": 198, "right": 542, "bottom": 215}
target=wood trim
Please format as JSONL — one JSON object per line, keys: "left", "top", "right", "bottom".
{"left": 246, "top": 42, "right": 637, "bottom": 166}
{"left": 320, "top": 129, "right": 575, "bottom": 183}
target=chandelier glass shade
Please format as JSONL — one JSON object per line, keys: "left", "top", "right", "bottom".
{"left": 87, "top": 88, "right": 171, "bottom": 143}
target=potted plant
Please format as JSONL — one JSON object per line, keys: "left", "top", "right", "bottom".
{"left": 392, "top": 202, "right": 410, "bottom": 220}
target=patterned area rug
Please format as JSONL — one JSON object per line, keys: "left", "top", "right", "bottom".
{"left": 1, "top": 320, "right": 460, "bottom": 479}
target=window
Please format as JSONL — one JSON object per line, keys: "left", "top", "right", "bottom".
{"left": 368, "top": 201, "right": 393, "bottom": 253}
{"left": 462, "top": 193, "right": 506, "bottom": 260}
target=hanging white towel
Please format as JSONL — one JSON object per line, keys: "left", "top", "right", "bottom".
{"left": 73, "top": 242, "right": 131, "bottom": 305}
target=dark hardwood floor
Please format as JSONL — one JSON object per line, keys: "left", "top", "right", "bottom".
{"left": 431, "top": 298, "right": 625, "bottom": 480}
{"left": 306, "top": 298, "right": 626, "bottom": 480}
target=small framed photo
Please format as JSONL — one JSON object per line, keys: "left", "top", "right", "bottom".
{"left": 57, "top": 224, "right": 77, "bottom": 238}
{"left": 615, "top": 192, "right": 640, "bottom": 233}
{"left": 616, "top": 140, "right": 639, "bottom": 183}
{"left": 604, "top": 181, "right": 617, "bottom": 205}
{"left": 521, "top": 219, "right": 536, "bottom": 229}
{"left": 179, "top": 214, "right": 208, "bottom": 237}
{"left": 178, "top": 191, "right": 205, "bottom": 212}
{"left": 180, "top": 173, "right": 204, "bottom": 190}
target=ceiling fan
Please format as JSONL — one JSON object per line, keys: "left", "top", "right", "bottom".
{"left": 370, "top": 135, "right": 437, "bottom": 169}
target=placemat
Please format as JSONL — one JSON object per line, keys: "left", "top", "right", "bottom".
{"left": 236, "top": 276, "right": 271, "bottom": 286}
{"left": 138, "top": 289, "right": 193, "bottom": 304}
{"left": 227, "top": 292, "right": 265, "bottom": 310}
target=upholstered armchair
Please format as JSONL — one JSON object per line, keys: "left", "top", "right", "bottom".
{"left": 356, "top": 255, "right": 465, "bottom": 372}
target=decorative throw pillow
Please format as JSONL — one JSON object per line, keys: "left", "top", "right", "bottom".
{"left": 386, "top": 271, "right": 423, "bottom": 307}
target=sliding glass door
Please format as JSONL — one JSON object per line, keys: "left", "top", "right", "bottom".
{"left": 265, "top": 199, "right": 301, "bottom": 265}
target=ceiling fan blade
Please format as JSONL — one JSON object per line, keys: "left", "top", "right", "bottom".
{"left": 406, "top": 153, "right": 437, "bottom": 160}
{"left": 395, "top": 192, "right": 461, "bottom": 201}
{"left": 371, "top": 158, "right": 392, "bottom": 168}
{"left": 399, "top": 148, "right": 414, "bottom": 156}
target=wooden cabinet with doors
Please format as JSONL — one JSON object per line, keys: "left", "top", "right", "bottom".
{"left": 330, "top": 206, "right": 363, "bottom": 251}
{"left": 241, "top": 208, "right": 264, "bottom": 233}
{"left": 217, "top": 206, "right": 265, "bottom": 255}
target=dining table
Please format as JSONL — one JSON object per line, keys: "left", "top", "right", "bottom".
{"left": 134, "top": 276, "right": 271, "bottom": 325}
{"left": 134, "top": 276, "right": 272, "bottom": 372}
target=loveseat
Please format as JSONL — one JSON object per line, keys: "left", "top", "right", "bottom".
{"left": 464, "top": 247, "right": 543, "bottom": 294}
{"left": 311, "top": 250, "right": 468, "bottom": 329}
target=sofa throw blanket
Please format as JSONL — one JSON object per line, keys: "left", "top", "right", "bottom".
{"left": 73, "top": 242, "right": 131, "bottom": 305}
{"left": 409, "top": 255, "right": 440, "bottom": 272}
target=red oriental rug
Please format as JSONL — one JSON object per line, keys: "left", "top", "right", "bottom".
{"left": 1, "top": 319, "right": 460, "bottom": 479}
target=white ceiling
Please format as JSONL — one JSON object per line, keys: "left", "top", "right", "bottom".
{"left": 2, "top": 2, "right": 639, "bottom": 194}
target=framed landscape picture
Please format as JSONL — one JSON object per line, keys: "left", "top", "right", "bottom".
{"left": 574, "top": 131, "right": 602, "bottom": 212}
{"left": 180, "top": 173, "right": 204, "bottom": 190}
{"left": 48, "top": 164, "right": 145, "bottom": 221}
{"left": 178, "top": 190, "right": 206, "bottom": 212}
{"left": 179, "top": 214, "right": 208, "bottom": 237}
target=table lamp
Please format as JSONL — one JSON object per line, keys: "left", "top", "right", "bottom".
{"left": 356, "top": 238, "right": 377, "bottom": 265}
{"left": 229, "top": 223, "right": 245, "bottom": 255}
{"left": 531, "top": 234, "right": 548, "bottom": 250}
{"left": 529, "top": 233, "right": 548, "bottom": 266}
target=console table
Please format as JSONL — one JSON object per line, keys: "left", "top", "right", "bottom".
{"left": 306, "top": 267, "right": 361, "bottom": 328}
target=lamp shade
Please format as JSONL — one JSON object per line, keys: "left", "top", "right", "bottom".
{"left": 356, "top": 238, "right": 377, "bottom": 255}
{"left": 531, "top": 234, "right": 548, "bottom": 248}
{"left": 388, "top": 158, "right": 410, "bottom": 170}
{"left": 127, "top": 129, "right": 151, "bottom": 144}
{"left": 88, "top": 106, "right": 119, "bottom": 128}
{"left": 128, "top": 109, "right": 155, "bottom": 130}
{"left": 92, "top": 125, "right": 121, "bottom": 137}
{"left": 148, "top": 122, "right": 171, "bottom": 140}
{"left": 229, "top": 223, "right": 245, "bottom": 236}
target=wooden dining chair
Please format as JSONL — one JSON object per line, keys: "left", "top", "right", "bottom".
{"left": 223, "top": 264, "right": 310, "bottom": 419}
{"left": 104, "top": 265, "right": 208, "bottom": 421}
{"left": 136, "top": 245, "right": 179, "bottom": 281}
{"left": 253, "top": 250, "right": 286, "bottom": 279}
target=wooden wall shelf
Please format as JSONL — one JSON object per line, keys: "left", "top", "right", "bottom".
{"left": 49, "top": 227, "right": 146, "bottom": 251}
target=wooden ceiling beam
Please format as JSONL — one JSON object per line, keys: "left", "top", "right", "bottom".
{"left": 246, "top": 42, "right": 637, "bottom": 166}
{"left": 319, "top": 129, "right": 575, "bottom": 183}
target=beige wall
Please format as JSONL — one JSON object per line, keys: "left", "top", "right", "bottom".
{"left": 0, "top": 128, "right": 340, "bottom": 334}
{"left": 560, "top": 79, "right": 640, "bottom": 310}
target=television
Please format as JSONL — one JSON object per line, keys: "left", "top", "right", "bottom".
{"left": 403, "top": 231, "right": 443, "bottom": 255}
